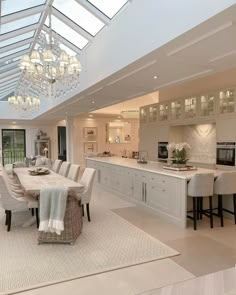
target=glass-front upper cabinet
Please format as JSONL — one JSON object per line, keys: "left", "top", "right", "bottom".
{"left": 140, "top": 107, "right": 148, "bottom": 123}
{"left": 219, "top": 89, "right": 235, "bottom": 114}
{"left": 184, "top": 97, "right": 196, "bottom": 119}
{"left": 149, "top": 105, "right": 158, "bottom": 122}
{"left": 159, "top": 103, "right": 169, "bottom": 121}
{"left": 200, "top": 94, "right": 215, "bottom": 116}
{"left": 170, "top": 100, "right": 182, "bottom": 120}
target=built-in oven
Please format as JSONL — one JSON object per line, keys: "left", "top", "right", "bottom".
{"left": 216, "top": 142, "right": 235, "bottom": 166}
{"left": 158, "top": 142, "right": 168, "bottom": 161}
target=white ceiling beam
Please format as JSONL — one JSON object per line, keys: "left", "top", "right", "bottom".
{"left": 0, "top": 61, "right": 19, "bottom": 73}
{"left": 1, "top": 5, "right": 46, "bottom": 24}
{"left": 0, "top": 78, "right": 19, "bottom": 88}
{"left": 0, "top": 24, "right": 38, "bottom": 42}
{"left": 0, "top": 73, "right": 20, "bottom": 84}
{"left": 0, "top": 90, "right": 15, "bottom": 99}
{"left": 0, "top": 38, "right": 34, "bottom": 54}
{"left": 43, "top": 25, "right": 81, "bottom": 54}
{"left": 0, "top": 68, "right": 21, "bottom": 79}
{"left": 0, "top": 88, "right": 16, "bottom": 97}
{"left": 52, "top": 7, "right": 93, "bottom": 42}
{"left": 29, "top": 0, "right": 54, "bottom": 55}
{"left": 0, "top": 49, "right": 29, "bottom": 64}
{"left": 75, "top": 0, "right": 109, "bottom": 25}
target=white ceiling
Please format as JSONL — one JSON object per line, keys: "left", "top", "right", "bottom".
{"left": 32, "top": 4, "right": 236, "bottom": 122}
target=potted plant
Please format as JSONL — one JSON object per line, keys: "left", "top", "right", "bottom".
{"left": 167, "top": 142, "right": 191, "bottom": 168}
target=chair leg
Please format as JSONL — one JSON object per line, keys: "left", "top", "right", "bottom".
{"left": 82, "top": 204, "right": 84, "bottom": 216}
{"left": 233, "top": 194, "right": 236, "bottom": 225}
{"left": 5, "top": 210, "right": 8, "bottom": 225}
{"left": 197, "top": 198, "right": 200, "bottom": 220}
{"left": 86, "top": 203, "right": 91, "bottom": 222}
{"left": 209, "top": 196, "right": 213, "bottom": 228}
{"left": 7, "top": 211, "right": 12, "bottom": 232}
{"left": 218, "top": 195, "right": 224, "bottom": 227}
{"left": 193, "top": 197, "right": 197, "bottom": 230}
{"left": 31, "top": 208, "right": 34, "bottom": 216}
{"left": 35, "top": 208, "right": 39, "bottom": 229}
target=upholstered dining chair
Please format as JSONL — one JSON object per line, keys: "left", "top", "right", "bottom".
{"left": 214, "top": 171, "right": 236, "bottom": 227}
{"left": 187, "top": 173, "right": 214, "bottom": 230}
{"left": 79, "top": 168, "right": 96, "bottom": 222}
{"left": 0, "top": 174, "right": 38, "bottom": 231}
{"left": 51, "top": 159, "right": 62, "bottom": 173}
{"left": 67, "top": 164, "right": 80, "bottom": 182}
{"left": 58, "top": 161, "right": 71, "bottom": 177}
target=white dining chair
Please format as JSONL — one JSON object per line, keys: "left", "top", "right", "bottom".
{"left": 0, "top": 174, "right": 38, "bottom": 231}
{"left": 67, "top": 164, "right": 80, "bottom": 182}
{"left": 51, "top": 159, "right": 62, "bottom": 173}
{"left": 187, "top": 173, "right": 214, "bottom": 230}
{"left": 58, "top": 161, "right": 71, "bottom": 177}
{"left": 214, "top": 171, "right": 236, "bottom": 227}
{"left": 79, "top": 168, "right": 96, "bottom": 222}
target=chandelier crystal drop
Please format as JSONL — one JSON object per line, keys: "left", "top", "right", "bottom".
{"left": 18, "top": 5, "right": 81, "bottom": 99}
{"left": 8, "top": 95, "right": 40, "bottom": 114}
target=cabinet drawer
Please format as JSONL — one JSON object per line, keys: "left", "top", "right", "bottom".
{"left": 148, "top": 174, "right": 169, "bottom": 189}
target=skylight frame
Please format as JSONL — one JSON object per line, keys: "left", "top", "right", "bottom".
{"left": 1, "top": 0, "right": 47, "bottom": 17}
{"left": 53, "top": 0, "right": 105, "bottom": 37}
{"left": 0, "top": 49, "right": 30, "bottom": 65}
{"left": 0, "top": 12, "right": 42, "bottom": 35}
{"left": 0, "top": 44, "right": 31, "bottom": 60}
{"left": 0, "top": 31, "right": 35, "bottom": 49}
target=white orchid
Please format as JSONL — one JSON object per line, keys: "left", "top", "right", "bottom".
{"left": 167, "top": 142, "right": 191, "bottom": 163}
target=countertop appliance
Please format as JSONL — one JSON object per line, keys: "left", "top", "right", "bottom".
{"left": 216, "top": 142, "right": 235, "bottom": 166}
{"left": 158, "top": 142, "right": 168, "bottom": 161}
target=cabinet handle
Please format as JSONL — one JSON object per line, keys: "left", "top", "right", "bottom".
{"left": 162, "top": 189, "right": 165, "bottom": 192}
{"left": 145, "top": 183, "right": 147, "bottom": 202}
{"left": 142, "top": 182, "right": 144, "bottom": 201}
{"left": 162, "top": 180, "right": 166, "bottom": 183}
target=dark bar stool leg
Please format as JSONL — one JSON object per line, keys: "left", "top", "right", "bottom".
{"left": 82, "top": 204, "right": 84, "bottom": 216}
{"left": 35, "top": 208, "right": 39, "bottom": 228}
{"left": 197, "top": 198, "right": 200, "bottom": 220}
{"left": 31, "top": 208, "right": 34, "bottom": 216}
{"left": 233, "top": 194, "right": 236, "bottom": 224}
{"left": 218, "top": 195, "right": 224, "bottom": 227}
{"left": 199, "top": 197, "right": 203, "bottom": 220}
{"left": 86, "top": 203, "right": 91, "bottom": 222}
{"left": 7, "top": 211, "right": 12, "bottom": 232}
{"left": 5, "top": 210, "right": 8, "bottom": 225}
{"left": 209, "top": 196, "right": 213, "bottom": 228}
{"left": 193, "top": 197, "right": 197, "bottom": 230}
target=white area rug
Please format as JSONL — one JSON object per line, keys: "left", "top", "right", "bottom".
{"left": 0, "top": 190, "right": 179, "bottom": 294}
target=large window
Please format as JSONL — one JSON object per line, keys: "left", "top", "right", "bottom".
{"left": 2, "top": 129, "right": 26, "bottom": 165}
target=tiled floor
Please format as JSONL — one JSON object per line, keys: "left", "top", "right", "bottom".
{"left": 12, "top": 186, "right": 236, "bottom": 295}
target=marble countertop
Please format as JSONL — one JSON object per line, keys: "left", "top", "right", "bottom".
{"left": 86, "top": 157, "right": 226, "bottom": 180}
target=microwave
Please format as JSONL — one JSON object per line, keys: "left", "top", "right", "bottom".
{"left": 216, "top": 142, "right": 235, "bottom": 166}
{"left": 158, "top": 142, "right": 168, "bottom": 160}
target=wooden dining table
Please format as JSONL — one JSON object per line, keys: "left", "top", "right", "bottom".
{"left": 13, "top": 167, "right": 84, "bottom": 194}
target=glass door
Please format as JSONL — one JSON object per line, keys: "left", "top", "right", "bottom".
{"left": 2, "top": 129, "right": 26, "bottom": 166}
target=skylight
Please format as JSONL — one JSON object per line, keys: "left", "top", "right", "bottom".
{"left": 0, "top": 31, "right": 35, "bottom": 48}
{"left": 1, "top": 0, "right": 46, "bottom": 16}
{"left": 0, "top": 44, "right": 30, "bottom": 60}
{"left": 0, "top": 13, "right": 41, "bottom": 35}
{"left": 88, "top": 0, "right": 128, "bottom": 18}
{"left": 53, "top": 0, "right": 105, "bottom": 36}
{"left": 45, "top": 15, "right": 89, "bottom": 49}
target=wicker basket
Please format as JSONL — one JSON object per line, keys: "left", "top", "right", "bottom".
{"left": 38, "top": 195, "right": 83, "bottom": 245}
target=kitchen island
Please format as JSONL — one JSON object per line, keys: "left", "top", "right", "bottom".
{"left": 86, "top": 157, "right": 224, "bottom": 228}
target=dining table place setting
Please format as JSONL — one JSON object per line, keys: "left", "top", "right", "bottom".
{"left": 28, "top": 167, "right": 50, "bottom": 176}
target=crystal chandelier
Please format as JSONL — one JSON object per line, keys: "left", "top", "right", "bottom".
{"left": 19, "top": 5, "right": 81, "bottom": 99}
{"left": 8, "top": 95, "right": 40, "bottom": 114}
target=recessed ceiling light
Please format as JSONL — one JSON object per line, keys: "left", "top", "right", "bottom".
{"left": 92, "top": 100, "right": 95, "bottom": 104}
{"left": 154, "top": 75, "right": 158, "bottom": 79}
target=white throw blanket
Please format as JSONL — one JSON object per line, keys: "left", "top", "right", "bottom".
{"left": 39, "top": 186, "right": 68, "bottom": 235}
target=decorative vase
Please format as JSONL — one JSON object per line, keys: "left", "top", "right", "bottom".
{"left": 171, "top": 158, "right": 188, "bottom": 168}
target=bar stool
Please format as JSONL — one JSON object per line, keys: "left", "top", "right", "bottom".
{"left": 214, "top": 172, "right": 236, "bottom": 227}
{"left": 187, "top": 173, "right": 214, "bottom": 230}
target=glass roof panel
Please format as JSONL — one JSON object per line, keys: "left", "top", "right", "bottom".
{"left": 0, "top": 56, "right": 21, "bottom": 68}
{"left": 0, "top": 31, "right": 35, "bottom": 48}
{"left": 0, "top": 44, "right": 30, "bottom": 59}
{"left": 88, "top": 0, "right": 128, "bottom": 18}
{"left": 45, "top": 15, "right": 89, "bottom": 49}
{"left": 1, "top": 0, "right": 46, "bottom": 16}
{"left": 0, "top": 13, "right": 41, "bottom": 35}
{"left": 53, "top": 0, "right": 105, "bottom": 36}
